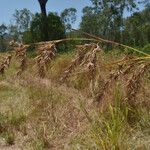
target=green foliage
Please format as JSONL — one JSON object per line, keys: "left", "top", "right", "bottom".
{"left": 47, "top": 13, "right": 66, "bottom": 40}
{"left": 93, "top": 89, "right": 128, "bottom": 149}
{"left": 80, "top": 0, "right": 139, "bottom": 42}
{"left": 11, "top": 8, "right": 33, "bottom": 41}
{"left": 31, "top": 139, "right": 45, "bottom": 150}
{"left": 13, "top": 8, "right": 33, "bottom": 32}
{"left": 26, "top": 45, "right": 37, "bottom": 58}
{"left": 61, "top": 8, "right": 77, "bottom": 31}
{"left": 80, "top": 0, "right": 150, "bottom": 49}
{"left": 142, "top": 44, "right": 150, "bottom": 54}
{"left": 0, "top": 112, "right": 26, "bottom": 145}
{"left": 8, "top": 25, "right": 19, "bottom": 41}
{"left": 70, "top": 72, "right": 89, "bottom": 90}
{"left": 0, "top": 24, "right": 7, "bottom": 36}
{"left": 30, "top": 12, "right": 66, "bottom": 43}
{"left": 123, "top": 5, "right": 150, "bottom": 47}
{"left": 80, "top": 6, "right": 101, "bottom": 36}
{"left": 78, "top": 86, "right": 130, "bottom": 149}
{"left": 0, "top": 24, "right": 7, "bottom": 51}
{"left": 22, "top": 30, "right": 32, "bottom": 44}
{"left": 1, "top": 131, "right": 15, "bottom": 145}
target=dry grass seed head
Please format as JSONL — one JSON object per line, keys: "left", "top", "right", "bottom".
{"left": 0, "top": 55, "right": 12, "bottom": 75}
{"left": 126, "top": 63, "right": 150, "bottom": 107}
{"left": 36, "top": 43, "right": 57, "bottom": 78}
{"left": 60, "top": 43, "right": 100, "bottom": 82}
{"left": 15, "top": 45, "right": 28, "bottom": 76}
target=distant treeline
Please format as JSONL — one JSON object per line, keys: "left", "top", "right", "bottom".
{"left": 0, "top": 0, "right": 150, "bottom": 52}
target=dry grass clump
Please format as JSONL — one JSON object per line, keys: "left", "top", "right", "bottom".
{"left": 5, "top": 77, "right": 87, "bottom": 149}
{"left": 14, "top": 44, "right": 28, "bottom": 76}
{"left": 59, "top": 43, "right": 104, "bottom": 97}
{"left": 96, "top": 60, "right": 150, "bottom": 108}
{"left": 60, "top": 43, "right": 102, "bottom": 82}
{"left": 0, "top": 81, "right": 29, "bottom": 147}
{"left": 126, "top": 63, "right": 150, "bottom": 106}
{"left": 9, "top": 40, "right": 29, "bottom": 76}
{"left": 0, "top": 55, "right": 12, "bottom": 75}
{"left": 0, "top": 75, "right": 149, "bottom": 149}
{"left": 95, "top": 56, "right": 135, "bottom": 102}
{"left": 60, "top": 42, "right": 150, "bottom": 108}
{"left": 35, "top": 43, "right": 57, "bottom": 78}
{"left": 59, "top": 44, "right": 87, "bottom": 81}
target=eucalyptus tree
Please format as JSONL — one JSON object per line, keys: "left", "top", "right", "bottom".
{"left": 13, "top": 8, "right": 33, "bottom": 33}
{"left": 61, "top": 8, "right": 77, "bottom": 31}
{"left": 80, "top": 0, "right": 142, "bottom": 42}
{"left": 9, "top": 8, "right": 33, "bottom": 42}
{"left": 123, "top": 4, "right": 150, "bottom": 46}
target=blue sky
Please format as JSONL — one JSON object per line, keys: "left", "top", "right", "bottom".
{"left": 0, "top": 0, "right": 91, "bottom": 28}
{"left": 0, "top": 0, "right": 144, "bottom": 28}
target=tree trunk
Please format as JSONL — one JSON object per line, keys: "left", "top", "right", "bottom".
{"left": 38, "top": 0, "right": 48, "bottom": 16}
{"left": 38, "top": 0, "right": 49, "bottom": 41}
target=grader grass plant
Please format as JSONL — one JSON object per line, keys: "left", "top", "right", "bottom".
{"left": 0, "top": 55, "right": 12, "bottom": 75}
{"left": 0, "top": 31, "right": 150, "bottom": 150}
{"left": 35, "top": 43, "right": 57, "bottom": 78}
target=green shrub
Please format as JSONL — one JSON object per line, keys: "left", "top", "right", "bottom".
{"left": 142, "top": 44, "right": 150, "bottom": 54}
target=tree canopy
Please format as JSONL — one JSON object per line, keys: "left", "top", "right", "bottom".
{"left": 80, "top": 0, "right": 150, "bottom": 47}
{"left": 29, "top": 12, "right": 65, "bottom": 43}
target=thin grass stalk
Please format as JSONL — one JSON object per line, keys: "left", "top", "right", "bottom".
{"left": 72, "top": 29, "right": 150, "bottom": 57}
